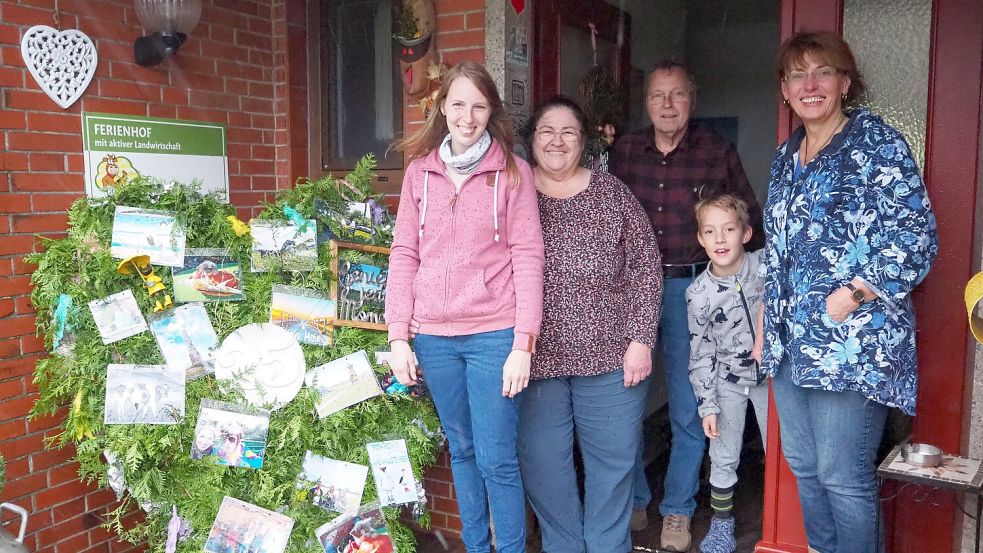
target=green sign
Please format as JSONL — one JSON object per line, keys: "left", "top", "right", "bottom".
{"left": 82, "top": 112, "right": 229, "bottom": 200}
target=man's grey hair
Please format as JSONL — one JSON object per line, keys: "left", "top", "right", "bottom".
{"left": 646, "top": 59, "right": 697, "bottom": 94}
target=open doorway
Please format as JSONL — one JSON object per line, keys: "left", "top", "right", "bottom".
{"left": 536, "top": 0, "right": 779, "bottom": 195}
{"left": 534, "top": 0, "right": 780, "bottom": 549}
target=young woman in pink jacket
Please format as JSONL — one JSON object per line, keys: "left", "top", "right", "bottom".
{"left": 385, "top": 61, "right": 544, "bottom": 553}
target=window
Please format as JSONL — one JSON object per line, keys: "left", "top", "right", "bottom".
{"left": 311, "top": 0, "right": 403, "bottom": 175}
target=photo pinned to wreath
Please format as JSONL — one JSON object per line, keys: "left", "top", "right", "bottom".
{"left": 331, "top": 240, "right": 390, "bottom": 331}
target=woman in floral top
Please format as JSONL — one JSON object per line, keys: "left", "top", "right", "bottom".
{"left": 761, "top": 32, "right": 938, "bottom": 553}
{"left": 517, "top": 96, "right": 663, "bottom": 553}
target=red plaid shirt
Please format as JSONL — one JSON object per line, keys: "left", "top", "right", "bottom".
{"left": 609, "top": 125, "right": 765, "bottom": 265}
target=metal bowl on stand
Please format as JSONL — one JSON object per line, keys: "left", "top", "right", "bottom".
{"left": 902, "top": 443, "right": 944, "bottom": 468}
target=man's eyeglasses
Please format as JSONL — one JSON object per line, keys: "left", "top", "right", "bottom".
{"left": 535, "top": 128, "right": 581, "bottom": 142}
{"left": 785, "top": 67, "right": 841, "bottom": 84}
{"left": 646, "top": 90, "right": 690, "bottom": 104}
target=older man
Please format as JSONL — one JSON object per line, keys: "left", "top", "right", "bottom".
{"left": 609, "top": 60, "right": 763, "bottom": 552}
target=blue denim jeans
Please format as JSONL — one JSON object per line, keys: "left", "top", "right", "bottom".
{"left": 633, "top": 277, "right": 705, "bottom": 517}
{"left": 414, "top": 328, "right": 525, "bottom": 553}
{"left": 518, "top": 370, "right": 649, "bottom": 553}
{"left": 772, "top": 366, "right": 888, "bottom": 553}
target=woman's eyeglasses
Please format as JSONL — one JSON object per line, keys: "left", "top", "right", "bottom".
{"left": 535, "top": 128, "right": 581, "bottom": 143}
{"left": 785, "top": 67, "right": 841, "bottom": 84}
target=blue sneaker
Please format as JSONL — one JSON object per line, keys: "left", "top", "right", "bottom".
{"left": 699, "top": 516, "right": 736, "bottom": 553}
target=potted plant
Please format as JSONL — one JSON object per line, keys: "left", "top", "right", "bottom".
{"left": 392, "top": 3, "right": 423, "bottom": 42}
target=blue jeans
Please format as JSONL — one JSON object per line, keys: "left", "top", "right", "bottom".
{"left": 518, "top": 370, "right": 649, "bottom": 553}
{"left": 772, "top": 366, "right": 888, "bottom": 553}
{"left": 633, "top": 277, "right": 705, "bottom": 517}
{"left": 414, "top": 328, "right": 525, "bottom": 553}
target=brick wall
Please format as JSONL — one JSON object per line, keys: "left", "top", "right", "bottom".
{"left": 0, "top": 0, "right": 290, "bottom": 550}
{"left": 272, "top": 0, "right": 309, "bottom": 190}
{"left": 0, "top": 0, "right": 485, "bottom": 547}
{"left": 404, "top": 0, "right": 488, "bottom": 130}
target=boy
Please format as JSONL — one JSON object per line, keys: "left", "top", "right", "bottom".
{"left": 685, "top": 194, "right": 769, "bottom": 553}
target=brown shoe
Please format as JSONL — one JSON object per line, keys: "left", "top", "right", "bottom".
{"left": 630, "top": 509, "right": 649, "bottom": 532}
{"left": 660, "top": 514, "right": 692, "bottom": 551}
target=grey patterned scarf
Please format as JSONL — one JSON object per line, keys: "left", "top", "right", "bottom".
{"left": 438, "top": 130, "right": 492, "bottom": 175}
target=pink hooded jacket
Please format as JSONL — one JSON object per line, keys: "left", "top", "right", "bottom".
{"left": 385, "top": 140, "right": 544, "bottom": 351}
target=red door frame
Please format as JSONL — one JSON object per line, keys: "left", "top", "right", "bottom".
{"left": 895, "top": 0, "right": 982, "bottom": 548}
{"left": 757, "top": 4, "right": 842, "bottom": 551}
{"left": 757, "top": 1, "right": 983, "bottom": 552}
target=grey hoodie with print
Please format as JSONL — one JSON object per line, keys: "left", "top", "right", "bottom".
{"left": 686, "top": 249, "right": 766, "bottom": 419}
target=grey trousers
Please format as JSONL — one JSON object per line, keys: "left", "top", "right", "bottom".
{"left": 708, "top": 379, "right": 770, "bottom": 489}
{"left": 518, "top": 370, "right": 649, "bottom": 553}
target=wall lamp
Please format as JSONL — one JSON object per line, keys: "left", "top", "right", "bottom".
{"left": 133, "top": 0, "right": 202, "bottom": 67}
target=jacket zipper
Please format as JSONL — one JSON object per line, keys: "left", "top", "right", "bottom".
{"left": 444, "top": 190, "right": 459, "bottom": 323}
{"left": 443, "top": 171, "right": 467, "bottom": 324}
{"left": 735, "top": 279, "right": 762, "bottom": 384}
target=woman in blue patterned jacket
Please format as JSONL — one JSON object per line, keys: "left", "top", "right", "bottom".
{"left": 760, "top": 32, "right": 938, "bottom": 553}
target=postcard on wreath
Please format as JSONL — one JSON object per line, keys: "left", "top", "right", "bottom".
{"left": 250, "top": 219, "right": 317, "bottom": 272}
{"left": 315, "top": 198, "right": 393, "bottom": 245}
{"left": 110, "top": 206, "right": 186, "bottom": 267}
{"left": 173, "top": 248, "right": 243, "bottom": 302}
{"left": 314, "top": 502, "right": 396, "bottom": 553}
{"left": 88, "top": 289, "right": 148, "bottom": 344}
{"left": 375, "top": 351, "right": 429, "bottom": 398}
{"left": 270, "top": 284, "right": 335, "bottom": 347}
{"left": 149, "top": 303, "right": 219, "bottom": 380}
{"left": 191, "top": 399, "right": 270, "bottom": 469}
{"left": 305, "top": 350, "right": 382, "bottom": 418}
{"left": 296, "top": 450, "right": 369, "bottom": 514}
{"left": 204, "top": 496, "right": 293, "bottom": 553}
{"left": 104, "top": 364, "right": 185, "bottom": 424}
{"left": 366, "top": 439, "right": 418, "bottom": 506}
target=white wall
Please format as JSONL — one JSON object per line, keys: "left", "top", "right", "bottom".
{"left": 686, "top": 18, "right": 779, "bottom": 197}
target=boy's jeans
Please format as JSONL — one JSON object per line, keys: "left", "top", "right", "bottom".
{"left": 414, "top": 328, "right": 525, "bottom": 553}
{"left": 772, "top": 366, "right": 888, "bottom": 553}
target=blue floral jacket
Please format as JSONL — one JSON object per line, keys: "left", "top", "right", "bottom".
{"left": 761, "top": 109, "right": 938, "bottom": 415}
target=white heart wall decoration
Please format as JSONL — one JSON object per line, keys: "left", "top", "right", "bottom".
{"left": 20, "top": 25, "right": 98, "bottom": 110}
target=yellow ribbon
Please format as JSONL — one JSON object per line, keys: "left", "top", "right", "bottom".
{"left": 964, "top": 272, "right": 983, "bottom": 344}
{"left": 227, "top": 215, "right": 250, "bottom": 237}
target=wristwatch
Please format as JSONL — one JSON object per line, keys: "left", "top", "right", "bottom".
{"left": 844, "top": 282, "right": 865, "bottom": 304}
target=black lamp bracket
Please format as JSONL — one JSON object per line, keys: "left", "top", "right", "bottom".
{"left": 133, "top": 32, "right": 188, "bottom": 67}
